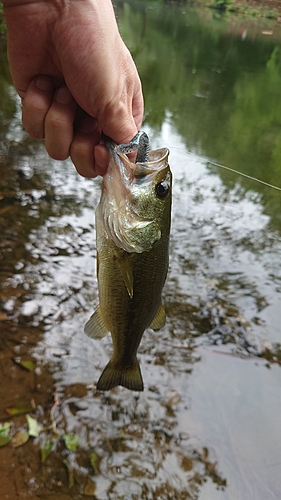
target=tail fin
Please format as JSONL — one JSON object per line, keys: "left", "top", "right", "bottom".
{"left": 96, "top": 359, "right": 144, "bottom": 392}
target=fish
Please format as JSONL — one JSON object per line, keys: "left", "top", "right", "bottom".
{"left": 84, "top": 132, "right": 172, "bottom": 391}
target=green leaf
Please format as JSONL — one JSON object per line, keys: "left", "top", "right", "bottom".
{"left": 12, "top": 430, "right": 29, "bottom": 448}
{"left": 90, "top": 452, "right": 99, "bottom": 474}
{"left": 63, "top": 458, "right": 75, "bottom": 488}
{"left": 0, "top": 435, "right": 11, "bottom": 447}
{"left": 0, "top": 422, "right": 12, "bottom": 436}
{"left": 19, "top": 360, "right": 36, "bottom": 372}
{"left": 5, "top": 402, "right": 34, "bottom": 416}
{"left": 64, "top": 433, "right": 80, "bottom": 451}
{"left": 13, "top": 357, "right": 35, "bottom": 371}
{"left": 41, "top": 439, "right": 54, "bottom": 463}
{"left": 26, "top": 414, "right": 42, "bottom": 437}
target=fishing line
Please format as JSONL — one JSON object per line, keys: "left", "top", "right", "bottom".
{"left": 207, "top": 159, "right": 281, "bottom": 192}
{"left": 171, "top": 147, "right": 281, "bottom": 191}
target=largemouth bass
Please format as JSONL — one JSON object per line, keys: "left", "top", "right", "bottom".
{"left": 84, "top": 133, "right": 172, "bottom": 391}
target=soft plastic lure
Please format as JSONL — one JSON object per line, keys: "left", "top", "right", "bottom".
{"left": 115, "top": 131, "right": 150, "bottom": 163}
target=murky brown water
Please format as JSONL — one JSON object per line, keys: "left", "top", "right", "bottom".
{"left": 1, "top": 3, "right": 281, "bottom": 500}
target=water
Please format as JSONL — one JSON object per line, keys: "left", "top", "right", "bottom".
{"left": 0, "top": 3, "right": 281, "bottom": 499}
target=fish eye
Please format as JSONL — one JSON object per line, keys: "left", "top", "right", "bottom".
{"left": 156, "top": 181, "right": 170, "bottom": 199}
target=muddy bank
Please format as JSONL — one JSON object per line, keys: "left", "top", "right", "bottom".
{"left": 181, "top": 0, "right": 281, "bottom": 18}
{"left": 233, "top": 0, "right": 281, "bottom": 14}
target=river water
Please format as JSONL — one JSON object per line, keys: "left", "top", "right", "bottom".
{"left": 0, "top": 2, "right": 281, "bottom": 499}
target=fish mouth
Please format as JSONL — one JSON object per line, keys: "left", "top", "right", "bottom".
{"left": 117, "top": 147, "right": 170, "bottom": 179}
{"left": 104, "top": 133, "right": 169, "bottom": 180}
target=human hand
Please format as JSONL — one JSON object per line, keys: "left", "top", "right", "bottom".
{"left": 2, "top": 0, "right": 144, "bottom": 177}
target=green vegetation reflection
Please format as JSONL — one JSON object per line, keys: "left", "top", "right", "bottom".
{"left": 118, "top": 2, "right": 281, "bottom": 228}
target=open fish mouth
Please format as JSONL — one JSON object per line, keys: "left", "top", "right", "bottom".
{"left": 104, "top": 132, "right": 170, "bottom": 181}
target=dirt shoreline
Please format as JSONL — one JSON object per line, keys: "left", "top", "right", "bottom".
{"left": 236, "top": 0, "right": 281, "bottom": 13}
{"left": 202, "top": 0, "right": 281, "bottom": 17}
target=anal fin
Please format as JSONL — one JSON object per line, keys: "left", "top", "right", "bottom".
{"left": 84, "top": 307, "right": 108, "bottom": 340}
{"left": 149, "top": 302, "right": 166, "bottom": 331}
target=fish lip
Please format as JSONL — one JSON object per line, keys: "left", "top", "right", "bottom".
{"left": 146, "top": 147, "right": 170, "bottom": 163}
{"left": 116, "top": 147, "right": 170, "bottom": 177}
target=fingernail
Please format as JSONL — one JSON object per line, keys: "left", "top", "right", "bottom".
{"left": 56, "top": 87, "right": 74, "bottom": 105}
{"left": 36, "top": 76, "right": 53, "bottom": 92}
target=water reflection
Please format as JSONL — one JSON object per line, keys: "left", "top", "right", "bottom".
{"left": 118, "top": 1, "right": 281, "bottom": 229}
{"left": 1, "top": 3, "right": 281, "bottom": 500}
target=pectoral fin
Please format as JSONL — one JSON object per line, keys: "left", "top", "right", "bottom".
{"left": 117, "top": 253, "right": 133, "bottom": 298}
{"left": 84, "top": 307, "right": 108, "bottom": 340}
{"left": 149, "top": 303, "right": 166, "bottom": 330}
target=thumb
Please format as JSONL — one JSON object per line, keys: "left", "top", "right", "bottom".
{"left": 94, "top": 90, "right": 144, "bottom": 176}
{"left": 98, "top": 85, "right": 144, "bottom": 145}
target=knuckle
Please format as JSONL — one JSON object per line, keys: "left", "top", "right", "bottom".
{"left": 46, "top": 113, "right": 67, "bottom": 131}
{"left": 70, "top": 140, "right": 86, "bottom": 158}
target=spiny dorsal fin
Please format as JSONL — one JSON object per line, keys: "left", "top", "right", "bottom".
{"left": 149, "top": 302, "right": 166, "bottom": 331}
{"left": 84, "top": 307, "right": 108, "bottom": 340}
{"left": 116, "top": 253, "right": 133, "bottom": 298}
{"left": 96, "top": 359, "right": 144, "bottom": 391}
